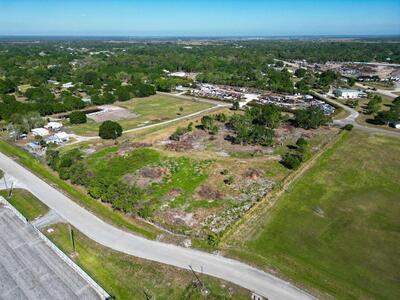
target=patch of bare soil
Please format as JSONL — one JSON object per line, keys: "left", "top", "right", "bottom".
{"left": 123, "top": 166, "right": 169, "bottom": 188}
{"left": 243, "top": 168, "right": 264, "bottom": 180}
{"left": 87, "top": 105, "right": 137, "bottom": 122}
{"left": 165, "top": 141, "right": 194, "bottom": 152}
{"left": 162, "top": 130, "right": 208, "bottom": 152}
{"left": 167, "top": 188, "right": 182, "bottom": 199}
{"left": 197, "top": 185, "right": 224, "bottom": 200}
{"left": 162, "top": 210, "right": 198, "bottom": 227}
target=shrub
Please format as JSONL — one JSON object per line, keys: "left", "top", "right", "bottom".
{"left": 45, "top": 149, "right": 60, "bottom": 170}
{"left": 232, "top": 100, "right": 240, "bottom": 111}
{"left": 170, "top": 126, "right": 190, "bottom": 141}
{"left": 210, "top": 125, "right": 219, "bottom": 135}
{"left": 69, "top": 111, "right": 87, "bottom": 124}
{"left": 296, "top": 137, "right": 308, "bottom": 148}
{"left": 99, "top": 121, "right": 123, "bottom": 139}
{"left": 115, "top": 86, "right": 131, "bottom": 101}
{"left": 281, "top": 152, "right": 303, "bottom": 170}
{"left": 224, "top": 176, "right": 234, "bottom": 185}
{"left": 201, "top": 115, "right": 214, "bottom": 130}
{"left": 215, "top": 113, "right": 227, "bottom": 123}
{"left": 342, "top": 124, "right": 354, "bottom": 131}
{"left": 207, "top": 233, "right": 219, "bottom": 246}
{"left": 103, "top": 181, "right": 143, "bottom": 213}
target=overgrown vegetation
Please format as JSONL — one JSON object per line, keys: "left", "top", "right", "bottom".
{"left": 0, "top": 140, "right": 160, "bottom": 238}
{"left": 281, "top": 137, "right": 311, "bottom": 169}
{"left": 228, "top": 105, "right": 281, "bottom": 146}
{"left": 294, "top": 106, "right": 330, "bottom": 129}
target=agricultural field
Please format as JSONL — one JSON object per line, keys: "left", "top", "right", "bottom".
{"left": 44, "top": 223, "right": 249, "bottom": 300}
{"left": 223, "top": 131, "right": 400, "bottom": 299}
{"left": 68, "top": 94, "right": 214, "bottom": 136}
{"left": 58, "top": 110, "right": 339, "bottom": 247}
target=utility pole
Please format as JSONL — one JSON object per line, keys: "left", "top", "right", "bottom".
{"left": 189, "top": 265, "right": 204, "bottom": 289}
{"left": 8, "top": 182, "right": 14, "bottom": 199}
{"left": 68, "top": 224, "right": 76, "bottom": 254}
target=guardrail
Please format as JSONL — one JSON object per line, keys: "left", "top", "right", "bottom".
{"left": 0, "top": 196, "right": 112, "bottom": 300}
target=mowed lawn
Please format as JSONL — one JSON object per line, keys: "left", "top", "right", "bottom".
{"left": 0, "top": 188, "right": 49, "bottom": 221}
{"left": 226, "top": 131, "right": 400, "bottom": 299}
{"left": 70, "top": 94, "right": 213, "bottom": 136}
{"left": 46, "top": 223, "right": 249, "bottom": 300}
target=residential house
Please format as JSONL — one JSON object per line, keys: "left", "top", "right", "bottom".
{"left": 31, "top": 128, "right": 49, "bottom": 137}
{"left": 62, "top": 82, "right": 75, "bottom": 89}
{"left": 44, "top": 122, "right": 63, "bottom": 132}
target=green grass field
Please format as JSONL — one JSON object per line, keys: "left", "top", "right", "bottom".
{"left": 224, "top": 131, "right": 400, "bottom": 299}
{"left": 0, "top": 140, "right": 161, "bottom": 239}
{"left": 0, "top": 188, "right": 49, "bottom": 220}
{"left": 45, "top": 223, "right": 249, "bottom": 300}
{"left": 70, "top": 94, "right": 213, "bottom": 136}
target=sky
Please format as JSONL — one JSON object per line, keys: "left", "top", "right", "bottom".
{"left": 0, "top": 0, "right": 399, "bottom": 36}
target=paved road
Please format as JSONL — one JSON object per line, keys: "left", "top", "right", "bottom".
{"left": 313, "top": 91, "right": 400, "bottom": 138}
{"left": 0, "top": 151, "right": 315, "bottom": 300}
{"left": 355, "top": 82, "right": 400, "bottom": 99}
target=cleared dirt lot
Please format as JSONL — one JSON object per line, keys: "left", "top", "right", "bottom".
{"left": 87, "top": 105, "right": 137, "bottom": 122}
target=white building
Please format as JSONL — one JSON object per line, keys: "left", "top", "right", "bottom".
{"left": 31, "top": 128, "right": 49, "bottom": 137}
{"left": 169, "top": 71, "right": 186, "bottom": 78}
{"left": 45, "top": 132, "right": 70, "bottom": 145}
{"left": 82, "top": 97, "right": 92, "bottom": 103}
{"left": 54, "top": 132, "right": 69, "bottom": 142}
{"left": 334, "top": 89, "right": 361, "bottom": 99}
{"left": 44, "top": 122, "right": 63, "bottom": 131}
{"left": 47, "top": 80, "right": 60, "bottom": 85}
{"left": 62, "top": 82, "right": 75, "bottom": 89}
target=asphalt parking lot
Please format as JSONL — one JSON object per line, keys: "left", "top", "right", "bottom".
{"left": 0, "top": 206, "right": 100, "bottom": 300}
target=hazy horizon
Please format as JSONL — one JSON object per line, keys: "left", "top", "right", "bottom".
{"left": 0, "top": 0, "right": 399, "bottom": 36}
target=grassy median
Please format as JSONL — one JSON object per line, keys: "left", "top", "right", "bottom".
{"left": 45, "top": 223, "right": 249, "bottom": 300}
{"left": 0, "top": 188, "right": 49, "bottom": 221}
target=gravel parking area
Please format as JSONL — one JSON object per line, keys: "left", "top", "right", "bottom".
{"left": 87, "top": 105, "right": 137, "bottom": 122}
